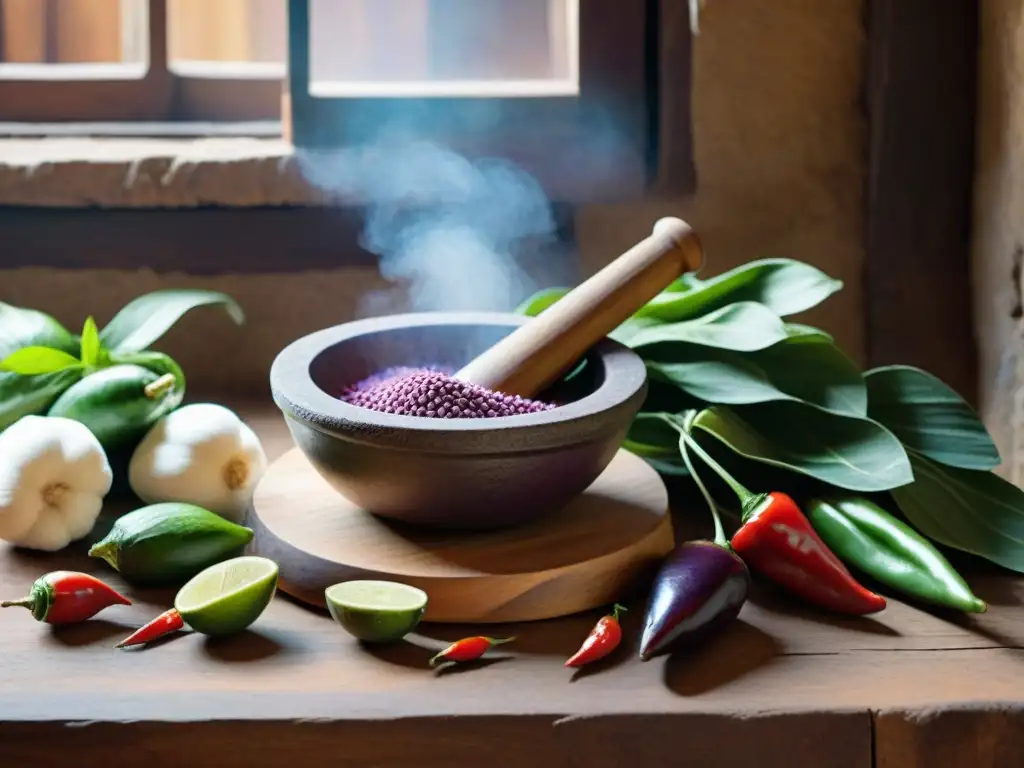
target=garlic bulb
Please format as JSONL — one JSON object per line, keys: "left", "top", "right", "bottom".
{"left": 0, "top": 415, "right": 113, "bottom": 551}
{"left": 128, "top": 403, "right": 267, "bottom": 523}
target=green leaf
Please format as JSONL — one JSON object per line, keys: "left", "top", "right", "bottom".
{"left": 608, "top": 316, "right": 662, "bottom": 345}
{"left": 646, "top": 332, "right": 866, "bottom": 417}
{"left": 634, "top": 258, "right": 843, "bottom": 322}
{"left": 514, "top": 287, "right": 569, "bottom": 317}
{"left": 0, "top": 302, "right": 78, "bottom": 359}
{"left": 626, "top": 302, "right": 790, "bottom": 353}
{"left": 891, "top": 452, "right": 1024, "bottom": 573}
{"left": 80, "top": 316, "right": 101, "bottom": 367}
{"left": 0, "top": 346, "right": 83, "bottom": 375}
{"left": 865, "top": 365, "right": 1000, "bottom": 471}
{"left": 0, "top": 367, "right": 84, "bottom": 432}
{"left": 664, "top": 273, "right": 704, "bottom": 293}
{"left": 692, "top": 402, "right": 913, "bottom": 492}
{"left": 784, "top": 323, "right": 833, "bottom": 342}
{"left": 99, "top": 290, "right": 245, "bottom": 354}
{"left": 625, "top": 412, "right": 682, "bottom": 458}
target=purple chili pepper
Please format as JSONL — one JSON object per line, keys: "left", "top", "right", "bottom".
{"left": 638, "top": 540, "right": 750, "bottom": 660}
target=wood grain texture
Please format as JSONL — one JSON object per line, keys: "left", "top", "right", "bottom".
{"left": 865, "top": 0, "right": 979, "bottom": 404}
{"left": 4, "top": 403, "right": 1024, "bottom": 765}
{"left": 876, "top": 708, "right": 1024, "bottom": 768}
{"left": 456, "top": 217, "right": 703, "bottom": 397}
{"left": 250, "top": 447, "right": 674, "bottom": 622}
{"left": 0, "top": 713, "right": 871, "bottom": 768}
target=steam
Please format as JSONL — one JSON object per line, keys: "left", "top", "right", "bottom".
{"left": 297, "top": 135, "right": 565, "bottom": 317}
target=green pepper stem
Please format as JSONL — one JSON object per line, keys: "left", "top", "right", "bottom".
{"left": 485, "top": 636, "right": 516, "bottom": 646}
{"left": 678, "top": 424, "right": 728, "bottom": 547}
{"left": 0, "top": 598, "right": 33, "bottom": 610}
{"left": 662, "top": 411, "right": 757, "bottom": 507}
{"left": 143, "top": 373, "right": 176, "bottom": 399}
{"left": 609, "top": 604, "right": 627, "bottom": 622}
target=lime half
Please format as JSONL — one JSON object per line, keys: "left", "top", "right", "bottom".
{"left": 174, "top": 556, "right": 279, "bottom": 637}
{"left": 325, "top": 580, "right": 427, "bottom": 643}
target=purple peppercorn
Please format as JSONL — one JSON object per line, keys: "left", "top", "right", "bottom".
{"left": 340, "top": 369, "right": 554, "bottom": 419}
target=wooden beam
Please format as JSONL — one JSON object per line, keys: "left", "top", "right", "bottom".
{"left": 864, "top": 0, "right": 979, "bottom": 403}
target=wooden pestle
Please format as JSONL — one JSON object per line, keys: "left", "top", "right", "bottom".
{"left": 454, "top": 217, "right": 704, "bottom": 398}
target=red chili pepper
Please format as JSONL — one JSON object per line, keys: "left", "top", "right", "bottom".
{"left": 731, "top": 492, "right": 887, "bottom": 615}
{"left": 428, "top": 635, "right": 515, "bottom": 667}
{"left": 0, "top": 570, "right": 131, "bottom": 624}
{"left": 565, "top": 604, "right": 626, "bottom": 668}
{"left": 674, "top": 413, "right": 886, "bottom": 615}
{"left": 116, "top": 608, "right": 185, "bottom": 648}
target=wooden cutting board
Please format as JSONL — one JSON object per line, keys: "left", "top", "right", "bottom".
{"left": 249, "top": 447, "right": 674, "bottom": 623}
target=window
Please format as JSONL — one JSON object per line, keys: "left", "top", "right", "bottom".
{"left": 0, "top": 0, "right": 285, "bottom": 122}
{"left": 288, "top": 0, "right": 666, "bottom": 201}
{"left": 0, "top": 1, "right": 693, "bottom": 201}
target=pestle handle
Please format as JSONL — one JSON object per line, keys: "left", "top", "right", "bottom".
{"left": 455, "top": 217, "right": 704, "bottom": 398}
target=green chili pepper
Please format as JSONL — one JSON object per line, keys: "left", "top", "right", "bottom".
{"left": 805, "top": 495, "right": 986, "bottom": 614}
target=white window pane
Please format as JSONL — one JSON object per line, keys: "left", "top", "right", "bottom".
{"left": 168, "top": 0, "right": 285, "bottom": 66}
{"left": 0, "top": 0, "right": 146, "bottom": 64}
{"left": 309, "top": 0, "right": 577, "bottom": 96}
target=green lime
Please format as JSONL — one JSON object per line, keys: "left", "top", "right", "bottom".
{"left": 325, "top": 580, "right": 428, "bottom": 643}
{"left": 174, "top": 556, "right": 279, "bottom": 637}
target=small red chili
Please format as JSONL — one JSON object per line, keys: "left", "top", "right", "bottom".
{"left": 565, "top": 604, "right": 626, "bottom": 668}
{"left": 428, "top": 635, "right": 515, "bottom": 668}
{"left": 1, "top": 570, "right": 131, "bottom": 624}
{"left": 116, "top": 608, "right": 185, "bottom": 648}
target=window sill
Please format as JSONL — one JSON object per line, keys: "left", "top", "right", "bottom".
{"left": 0, "top": 136, "right": 329, "bottom": 208}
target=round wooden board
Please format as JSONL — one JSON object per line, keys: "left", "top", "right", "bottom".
{"left": 249, "top": 447, "right": 674, "bottom": 623}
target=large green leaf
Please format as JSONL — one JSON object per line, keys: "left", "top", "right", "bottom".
{"left": 646, "top": 333, "right": 865, "bottom": 417}
{"left": 891, "top": 452, "right": 1024, "bottom": 573}
{"left": 99, "top": 289, "right": 245, "bottom": 354}
{"left": 0, "top": 301, "right": 78, "bottom": 358}
{"left": 514, "top": 287, "right": 569, "bottom": 317}
{"left": 865, "top": 365, "right": 1000, "bottom": 471}
{"left": 626, "top": 302, "right": 789, "bottom": 353}
{"left": 624, "top": 412, "right": 682, "bottom": 458}
{"left": 608, "top": 316, "right": 662, "bottom": 345}
{"left": 634, "top": 258, "right": 843, "bottom": 322}
{"left": 784, "top": 323, "right": 834, "bottom": 342}
{"left": 692, "top": 402, "right": 913, "bottom": 491}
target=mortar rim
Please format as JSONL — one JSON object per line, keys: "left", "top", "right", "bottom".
{"left": 269, "top": 311, "right": 648, "bottom": 453}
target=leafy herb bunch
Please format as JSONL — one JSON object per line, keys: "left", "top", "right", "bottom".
{"left": 517, "top": 259, "right": 1024, "bottom": 574}
{"left": 0, "top": 290, "right": 244, "bottom": 432}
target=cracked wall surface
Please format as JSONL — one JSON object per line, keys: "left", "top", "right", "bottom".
{"left": 973, "top": 2, "right": 1024, "bottom": 481}
{"left": 0, "top": 0, "right": 868, "bottom": 394}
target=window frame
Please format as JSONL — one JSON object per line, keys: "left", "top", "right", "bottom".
{"left": 283, "top": 0, "right": 687, "bottom": 204}
{"left": 0, "top": 0, "right": 284, "bottom": 122}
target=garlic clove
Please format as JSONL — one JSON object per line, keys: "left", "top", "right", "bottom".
{"left": 17, "top": 491, "right": 104, "bottom": 551}
{"left": 129, "top": 403, "right": 268, "bottom": 524}
{"left": 0, "top": 415, "right": 112, "bottom": 551}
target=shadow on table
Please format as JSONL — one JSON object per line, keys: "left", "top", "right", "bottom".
{"left": 747, "top": 581, "right": 900, "bottom": 636}
{"left": 45, "top": 618, "right": 134, "bottom": 647}
{"left": 662, "top": 619, "right": 780, "bottom": 696}
{"left": 202, "top": 629, "right": 289, "bottom": 663}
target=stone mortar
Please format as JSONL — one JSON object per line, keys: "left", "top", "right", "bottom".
{"left": 269, "top": 311, "right": 649, "bottom": 530}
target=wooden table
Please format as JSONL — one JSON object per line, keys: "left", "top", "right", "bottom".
{"left": 3, "top": 402, "right": 1024, "bottom": 767}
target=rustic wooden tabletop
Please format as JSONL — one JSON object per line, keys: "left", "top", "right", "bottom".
{"left": 2, "top": 402, "right": 1022, "bottom": 767}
